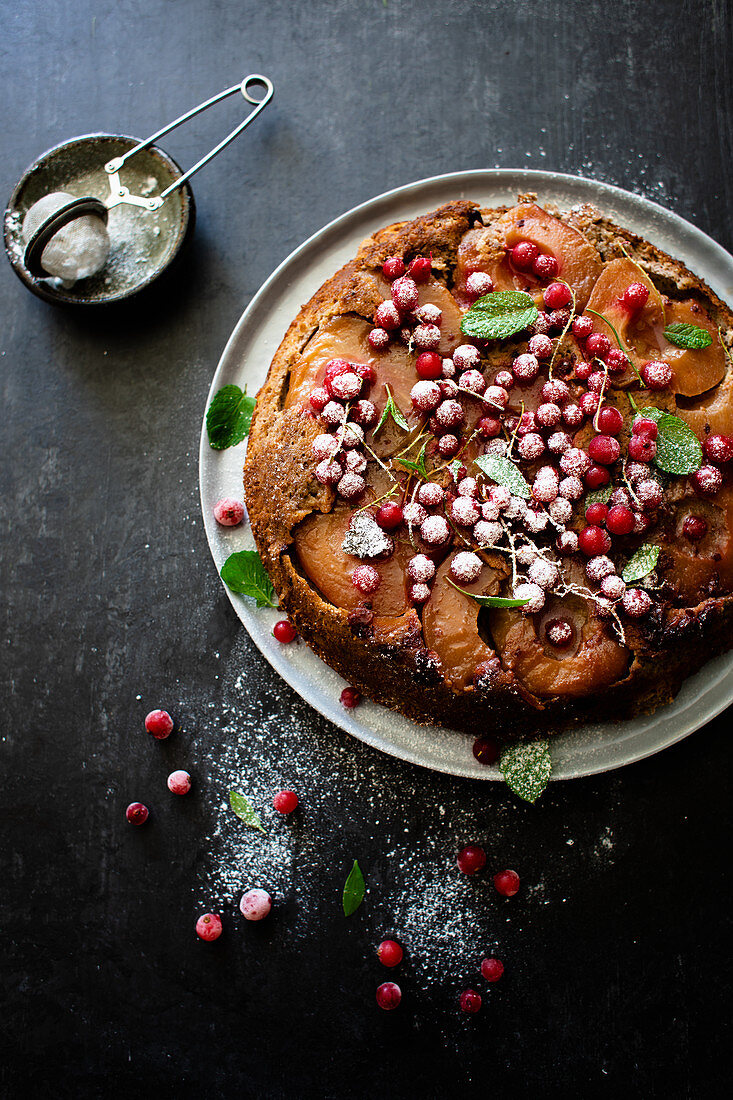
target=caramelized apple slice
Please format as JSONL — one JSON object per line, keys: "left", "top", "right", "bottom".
{"left": 418, "top": 280, "right": 464, "bottom": 356}
{"left": 674, "top": 368, "right": 733, "bottom": 439}
{"left": 661, "top": 300, "right": 726, "bottom": 397}
{"left": 294, "top": 508, "right": 410, "bottom": 615}
{"left": 454, "top": 227, "right": 527, "bottom": 307}
{"left": 489, "top": 593, "right": 629, "bottom": 698}
{"left": 584, "top": 258, "right": 665, "bottom": 370}
{"left": 657, "top": 488, "right": 733, "bottom": 603}
{"left": 286, "top": 316, "right": 373, "bottom": 408}
{"left": 500, "top": 203, "right": 604, "bottom": 311}
{"left": 421, "top": 557, "right": 502, "bottom": 690}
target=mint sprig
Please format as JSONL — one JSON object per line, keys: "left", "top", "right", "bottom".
{"left": 635, "top": 407, "right": 702, "bottom": 475}
{"left": 206, "top": 384, "right": 256, "bottom": 450}
{"left": 622, "top": 543, "right": 660, "bottom": 585}
{"left": 475, "top": 454, "right": 531, "bottom": 499}
{"left": 374, "top": 385, "right": 409, "bottom": 435}
{"left": 229, "top": 789, "right": 265, "bottom": 832}
{"left": 460, "top": 290, "right": 538, "bottom": 341}
{"left": 220, "top": 550, "right": 277, "bottom": 607}
{"left": 342, "top": 859, "right": 365, "bottom": 916}
{"left": 500, "top": 739, "right": 552, "bottom": 802}
{"left": 447, "top": 579, "right": 529, "bottom": 608}
{"left": 395, "top": 441, "right": 428, "bottom": 479}
{"left": 664, "top": 323, "right": 713, "bottom": 350}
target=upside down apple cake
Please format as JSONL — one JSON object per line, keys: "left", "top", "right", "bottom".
{"left": 244, "top": 197, "right": 733, "bottom": 737}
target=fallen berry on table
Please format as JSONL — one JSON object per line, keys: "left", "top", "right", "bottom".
{"left": 472, "top": 737, "right": 499, "bottom": 765}
{"left": 493, "top": 869, "right": 520, "bottom": 897}
{"left": 145, "top": 709, "right": 174, "bottom": 739}
{"left": 167, "top": 770, "right": 192, "bottom": 795}
{"left": 125, "top": 802, "right": 149, "bottom": 825}
{"left": 377, "top": 939, "right": 404, "bottom": 967}
{"left": 273, "top": 619, "right": 298, "bottom": 643}
{"left": 460, "top": 989, "right": 482, "bottom": 1014}
{"left": 480, "top": 957, "right": 505, "bottom": 983}
{"left": 457, "top": 844, "right": 487, "bottom": 875}
{"left": 340, "top": 686, "right": 362, "bottom": 708}
{"left": 240, "top": 888, "right": 272, "bottom": 921}
{"left": 273, "top": 789, "right": 299, "bottom": 814}
{"left": 376, "top": 982, "right": 402, "bottom": 1010}
{"left": 213, "top": 497, "right": 244, "bottom": 526}
{"left": 196, "top": 913, "right": 223, "bottom": 941}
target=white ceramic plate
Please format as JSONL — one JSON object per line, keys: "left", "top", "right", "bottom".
{"left": 199, "top": 169, "right": 733, "bottom": 780}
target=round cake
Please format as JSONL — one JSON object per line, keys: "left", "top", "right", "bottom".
{"left": 244, "top": 196, "right": 733, "bottom": 738}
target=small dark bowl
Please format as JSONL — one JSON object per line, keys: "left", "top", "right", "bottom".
{"left": 4, "top": 134, "right": 195, "bottom": 306}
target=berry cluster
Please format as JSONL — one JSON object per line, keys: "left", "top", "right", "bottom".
{"left": 303, "top": 245, "right": 730, "bottom": 642}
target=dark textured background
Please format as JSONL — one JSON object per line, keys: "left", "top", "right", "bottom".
{"left": 1, "top": 1, "right": 732, "bottom": 1096}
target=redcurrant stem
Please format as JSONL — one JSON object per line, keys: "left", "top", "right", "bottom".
{"left": 592, "top": 365, "right": 610, "bottom": 432}
{"left": 548, "top": 280, "right": 576, "bottom": 378}
{"left": 354, "top": 484, "right": 398, "bottom": 515}
{"left": 585, "top": 308, "right": 646, "bottom": 387}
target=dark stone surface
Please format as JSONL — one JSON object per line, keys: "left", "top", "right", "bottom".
{"left": 1, "top": 1, "right": 731, "bottom": 1096}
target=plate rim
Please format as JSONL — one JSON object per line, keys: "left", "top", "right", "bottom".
{"left": 199, "top": 168, "right": 733, "bottom": 781}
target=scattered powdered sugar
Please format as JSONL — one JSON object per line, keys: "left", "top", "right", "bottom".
{"left": 193, "top": 635, "right": 526, "bottom": 995}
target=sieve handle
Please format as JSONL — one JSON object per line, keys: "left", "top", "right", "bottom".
{"left": 104, "top": 75, "right": 274, "bottom": 203}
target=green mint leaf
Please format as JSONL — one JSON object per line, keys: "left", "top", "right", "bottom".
{"left": 207, "top": 385, "right": 256, "bottom": 450}
{"left": 342, "top": 859, "right": 365, "bottom": 916}
{"left": 395, "top": 442, "right": 428, "bottom": 479}
{"left": 374, "top": 386, "right": 409, "bottom": 435}
{"left": 460, "top": 290, "right": 538, "bottom": 341}
{"left": 475, "top": 454, "right": 532, "bottom": 498}
{"left": 447, "top": 579, "right": 529, "bottom": 608}
{"left": 664, "top": 323, "right": 713, "bottom": 350}
{"left": 500, "top": 739, "right": 552, "bottom": 803}
{"left": 636, "top": 407, "right": 702, "bottom": 475}
{"left": 622, "top": 543, "right": 660, "bottom": 585}
{"left": 585, "top": 486, "right": 613, "bottom": 506}
{"left": 220, "top": 550, "right": 277, "bottom": 607}
{"left": 229, "top": 789, "right": 265, "bottom": 832}
{"left": 448, "top": 459, "right": 463, "bottom": 481}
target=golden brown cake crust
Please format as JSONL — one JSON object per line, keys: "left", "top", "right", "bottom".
{"left": 245, "top": 198, "right": 733, "bottom": 739}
